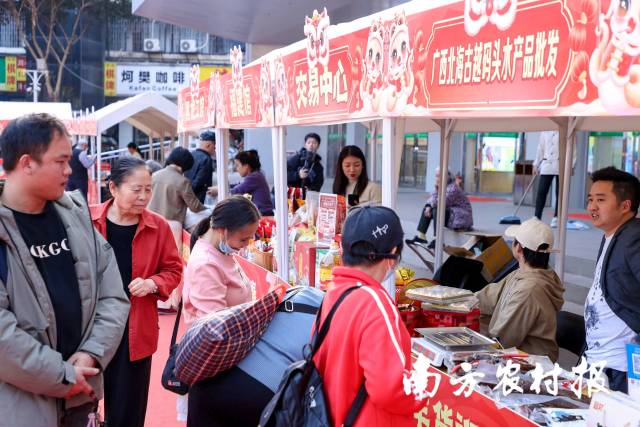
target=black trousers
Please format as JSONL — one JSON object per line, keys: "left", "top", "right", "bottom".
{"left": 188, "top": 366, "right": 274, "bottom": 427}
{"left": 59, "top": 402, "right": 95, "bottom": 427}
{"left": 417, "top": 205, "right": 450, "bottom": 236}
{"left": 605, "top": 367, "right": 629, "bottom": 393}
{"left": 534, "top": 174, "right": 559, "bottom": 219}
{"left": 103, "top": 323, "right": 152, "bottom": 427}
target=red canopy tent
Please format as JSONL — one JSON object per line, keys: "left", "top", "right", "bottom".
{"left": 178, "top": 0, "right": 639, "bottom": 283}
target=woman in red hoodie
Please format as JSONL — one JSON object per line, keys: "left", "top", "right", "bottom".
{"left": 90, "top": 156, "right": 183, "bottom": 427}
{"left": 313, "top": 206, "right": 423, "bottom": 426}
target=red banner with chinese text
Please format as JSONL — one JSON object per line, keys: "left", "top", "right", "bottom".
{"left": 217, "top": 57, "right": 274, "bottom": 128}
{"left": 0, "top": 118, "right": 97, "bottom": 136}
{"left": 413, "top": 366, "right": 540, "bottom": 427}
{"left": 177, "top": 78, "right": 214, "bottom": 133}
{"left": 270, "top": 0, "right": 640, "bottom": 124}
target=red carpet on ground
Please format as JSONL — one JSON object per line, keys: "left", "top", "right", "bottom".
{"left": 144, "top": 313, "right": 187, "bottom": 427}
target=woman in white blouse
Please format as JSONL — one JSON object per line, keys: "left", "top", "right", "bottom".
{"left": 332, "top": 145, "right": 381, "bottom": 207}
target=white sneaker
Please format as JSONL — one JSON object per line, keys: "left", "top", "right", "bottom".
{"left": 550, "top": 217, "right": 558, "bottom": 228}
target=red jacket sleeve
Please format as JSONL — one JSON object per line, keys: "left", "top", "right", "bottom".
{"left": 357, "top": 288, "right": 423, "bottom": 414}
{"left": 148, "top": 220, "right": 183, "bottom": 300}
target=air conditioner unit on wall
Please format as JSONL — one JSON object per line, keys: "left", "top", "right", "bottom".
{"left": 180, "top": 39, "right": 198, "bottom": 53}
{"left": 143, "top": 38, "right": 161, "bottom": 52}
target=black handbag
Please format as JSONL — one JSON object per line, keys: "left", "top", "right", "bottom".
{"left": 259, "top": 286, "right": 367, "bottom": 427}
{"left": 161, "top": 302, "right": 189, "bottom": 395}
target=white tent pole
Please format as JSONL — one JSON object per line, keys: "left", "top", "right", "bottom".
{"left": 434, "top": 119, "right": 456, "bottom": 270}
{"left": 556, "top": 117, "right": 580, "bottom": 282}
{"left": 148, "top": 134, "right": 154, "bottom": 161}
{"left": 96, "top": 133, "right": 102, "bottom": 203}
{"left": 271, "top": 126, "right": 289, "bottom": 281}
{"left": 381, "top": 118, "right": 397, "bottom": 209}
{"left": 161, "top": 132, "right": 167, "bottom": 163}
{"left": 369, "top": 121, "right": 378, "bottom": 180}
{"left": 215, "top": 129, "right": 229, "bottom": 200}
{"left": 91, "top": 136, "right": 97, "bottom": 183}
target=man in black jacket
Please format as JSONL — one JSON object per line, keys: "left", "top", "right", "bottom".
{"left": 286, "top": 132, "right": 324, "bottom": 192}
{"left": 66, "top": 139, "right": 94, "bottom": 199}
{"left": 584, "top": 166, "right": 640, "bottom": 393}
{"left": 186, "top": 130, "right": 215, "bottom": 203}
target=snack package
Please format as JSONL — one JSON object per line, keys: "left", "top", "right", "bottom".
{"left": 316, "top": 241, "right": 342, "bottom": 290}
{"left": 396, "top": 278, "right": 436, "bottom": 305}
{"left": 406, "top": 285, "right": 474, "bottom": 303}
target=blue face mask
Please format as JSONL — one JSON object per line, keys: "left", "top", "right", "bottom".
{"left": 218, "top": 232, "right": 238, "bottom": 255}
{"left": 383, "top": 259, "right": 397, "bottom": 283}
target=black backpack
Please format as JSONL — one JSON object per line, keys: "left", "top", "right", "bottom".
{"left": 259, "top": 286, "right": 367, "bottom": 427}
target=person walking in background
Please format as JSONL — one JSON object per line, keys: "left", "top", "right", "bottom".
{"left": 407, "top": 168, "right": 473, "bottom": 248}
{"left": 0, "top": 114, "right": 129, "bottom": 427}
{"left": 208, "top": 150, "right": 274, "bottom": 216}
{"left": 127, "top": 142, "right": 143, "bottom": 159}
{"left": 333, "top": 145, "right": 381, "bottom": 207}
{"left": 148, "top": 147, "right": 206, "bottom": 226}
{"left": 286, "top": 132, "right": 324, "bottom": 192}
{"left": 90, "top": 157, "right": 183, "bottom": 427}
{"left": 66, "top": 139, "right": 95, "bottom": 199}
{"left": 186, "top": 130, "right": 216, "bottom": 203}
{"left": 584, "top": 167, "right": 640, "bottom": 393}
{"left": 179, "top": 196, "right": 261, "bottom": 422}
{"left": 534, "top": 131, "right": 561, "bottom": 227}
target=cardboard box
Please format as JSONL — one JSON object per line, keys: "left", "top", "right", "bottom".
{"left": 293, "top": 241, "right": 320, "bottom": 287}
{"left": 444, "top": 232, "right": 514, "bottom": 282}
{"left": 587, "top": 390, "right": 640, "bottom": 426}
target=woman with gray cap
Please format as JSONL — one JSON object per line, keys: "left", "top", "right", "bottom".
{"left": 476, "top": 217, "right": 565, "bottom": 361}
{"left": 313, "top": 206, "right": 423, "bottom": 426}
{"left": 148, "top": 147, "right": 206, "bottom": 226}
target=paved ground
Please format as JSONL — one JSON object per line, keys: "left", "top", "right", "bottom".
{"left": 393, "top": 186, "right": 599, "bottom": 316}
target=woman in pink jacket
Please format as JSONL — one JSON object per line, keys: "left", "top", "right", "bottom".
{"left": 177, "top": 195, "right": 260, "bottom": 422}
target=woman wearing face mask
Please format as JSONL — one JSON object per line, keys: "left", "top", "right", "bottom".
{"left": 333, "top": 145, "right": 381, "bottom": 207}
{"left": 208, "top": 150, "right": 274, "bottom": 216}
{"left": 90, "top": 157, "right": 183, "bottom": 427}
{"left": 313, "top": 206, "right": 423, "bottom": 426}
{"left": 178, "top": 195, "right": 261, "bottom": 422}
{"left": 182, "top": 195, "right": 261, "bottom": 324}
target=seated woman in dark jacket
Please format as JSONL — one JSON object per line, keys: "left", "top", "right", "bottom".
{"left": 209, "top": 150, "right": 274, "bottom": 216}
{"left": 407, "top": 168, "right": 473, "bottom": 248}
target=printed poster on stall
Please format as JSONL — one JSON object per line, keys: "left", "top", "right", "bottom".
{"left": 233, "top": 254, "right": 288, "bottom": 300}
{"left": 316, "top": 193, "right": 346, "bottom": 246}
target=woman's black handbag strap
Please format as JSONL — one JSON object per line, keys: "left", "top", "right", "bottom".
{"left": 169, "top": 302, "right": 182, "bottom": 348}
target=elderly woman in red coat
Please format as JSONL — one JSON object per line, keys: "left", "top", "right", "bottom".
{"left": 90, "top": 156, "right": 183, "bottom": 427}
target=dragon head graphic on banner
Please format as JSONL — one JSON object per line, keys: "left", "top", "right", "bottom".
{"left": 304, "top": 8, "right": 331, "bottom": 69}
{"left": 230, "top": 46, "right": 244, "bottom": 88}
{"left": 589, "top": 0, "right": 640, "bottom": 112}
{"left": 464, "top": 0, "right": 518, "bottom": 36}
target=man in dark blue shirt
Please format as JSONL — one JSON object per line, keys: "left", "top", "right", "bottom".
{"left": 185, "top": 130, "right": 215, "bottom": 203}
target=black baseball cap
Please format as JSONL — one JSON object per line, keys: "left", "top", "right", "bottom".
{"left": 341, "top": 206, "right": 404, "bottom": 260}
{"left": 200, "top": 130, "right": 216, "bottom": 142}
